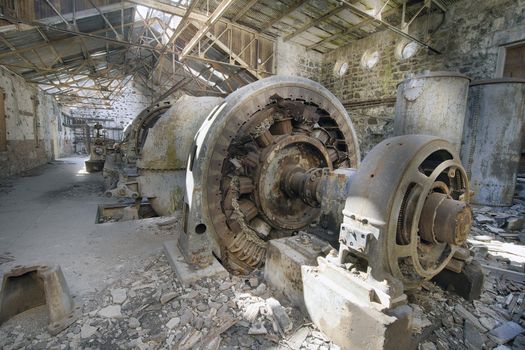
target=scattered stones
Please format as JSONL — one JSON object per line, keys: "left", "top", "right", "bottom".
{"left": 266, "top": 297, "right": 292, "bottom": 334}
{"left": 488, "top": 321, "right": 525, "bottom": 345}
{"left": 128, "top": 317, "right": 140, "bottom": 329}
{"left": 160, "top": 291, "right": 178, "bottom": 304}
{"left": 166, "top": 317, "right": 181, "bottom": 330}
{"left": 98, "top": 305, "right": 123, "bottom": 319}
{"left": 79, "top": 324, "right": 97, "bottom": 339}
{"left": 254, "top": 283, "right": 267, "bottom": 295}
{"left": 110, "top": 288, "right": 127, "bottom": 304}
{"left": 463, "top": 321, "right": 484, "bottom": 350}
{"left": 248, "top": 322, "right": 267, "bottom": 335}
{"left": 249, "top": 277, "right": 259, "bottom": 288}
{"left": 419, "top": 342, "right": 437, "bottom": 350}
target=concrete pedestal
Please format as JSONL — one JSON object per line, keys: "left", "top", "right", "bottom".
{"left": 163, "top": 240, "right": 229, "bottom": 286}
{"left": 302, "top": 259, "right": 416, "bottom": 350}
{"left": 264, "top": 233, "right": 331, "bottom": 312}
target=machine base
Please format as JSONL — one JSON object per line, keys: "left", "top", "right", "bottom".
{"left": 302, "top": 259, "right": 416, "bottom": 350}
{"left": 432, "top": 260, "right": 484, "bottom": 301}
{"left": 85, "top": 160, "right": 105, "bottom": 173}
{"left": 264, "top": 233, "right": 331, "bottom": 312}
{"left": 0, "top": 264, "right": 78, "bottom": 335}
{"left": 163, "top": 240, "right": 229, "bottom": 286}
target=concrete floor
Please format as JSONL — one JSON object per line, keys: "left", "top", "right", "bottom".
{"left": 0, "top": 157, "right": 173, "bottom": 296}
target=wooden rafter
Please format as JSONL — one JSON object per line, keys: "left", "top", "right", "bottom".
{"left": 263, "top": 0, "right": 309, "bottom": 30}
{"left": 180, "top": 0, "right": 237, "bottom": 58}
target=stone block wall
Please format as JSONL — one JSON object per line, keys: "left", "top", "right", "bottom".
{"left": 276, "top": 38, "right": 323, "bottom": 81}
{"left": 0, "top": 67, "right": 72, "bottom": 178}
{"left": 320, "top": 0, "right": 525, "bottom": 156}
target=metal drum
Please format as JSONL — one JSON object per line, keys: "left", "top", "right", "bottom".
{"left": 461, "top": 78, "right": 525, "bottom": 206}
{"left": 394, "top": 71, "right": 471, "bottom": 154}
{"left": 137, "top": 95, "right": 223, "bottom": 215}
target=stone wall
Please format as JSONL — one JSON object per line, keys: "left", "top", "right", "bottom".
{"left": 0, "top": 67, "right": 72, "bottom": 178}
{"left": 320, "top": 0, "right": 525, "bottom": 156}
{"left": 69, "top": 79, "right": 154, "bottom": 141}
{"left": 276, "top": 38, "right": 323, "bottom": 81}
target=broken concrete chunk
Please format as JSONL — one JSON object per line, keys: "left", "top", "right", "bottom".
{"left": 128, "top": 317, "right": 140, "bottom": 329}
{"left": 166, "top": 317, "right": 181, "bottom": 330}
{"left": 160, "top": 291, "right": 178, "bottom": 304}
{"left": 488, "top": 321, "right": 525, "bottom": 344}
{"left": 248, "top": 277, "right": 259, "bottom": 288}
{"left": 287, "top": 326, "right": 310, "bottom": 349}
{"left": 98, "top": 305, "right": 123, "bottom": 318}
{"left": 254, "top": 283, "right": 266, "bottom": 295}
{"left": 110, "top": 288, "right": 127, "bottom": 304}
{"left": 266, "top": 298, "right": 292, "bottom": 334}
{"left": 80, "top": 323, "right": 97, "bottom": 339}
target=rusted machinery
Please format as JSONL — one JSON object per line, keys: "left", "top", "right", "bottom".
{"left": 103, "top": 76, "right": 478, "bottom": 349}
{"left": 175, "top": 76, "right": 479, "bottom": 349}
{"left": 85, "top": 123, "right": 114, "bottom": 173}
{"left": 103, "top": 100, "right": 172, "bottom": 190}
{"left": 104, "top": 96, "right": 222, "bottom": 216}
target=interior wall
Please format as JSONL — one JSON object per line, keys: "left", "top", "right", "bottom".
{"left": 275, "top": 38, "right": 324, "bottom": 81}
{"left": 69, "top": 79, "right": 154, "bottom": 140}
{"left": 0, "top": 67, "right": 72, "bottom": 178}
{"left": 319, "top": 0, "right": 525, "bottom": 155}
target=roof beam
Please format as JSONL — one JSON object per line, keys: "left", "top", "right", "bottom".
{"left": 233, "top": 0, "right": 259, "bottom": 22}
{"left": 263, "top": 0, "right": 309, "bottom": 30}
{"left": 283, "top": 3, "right": 344, "bottom": 41}
{"left": 87, "top": 0, "right": 123, "bottom": 40}
{"left": 126, "top": 0, "right": 273, "bottom": 40}
{"left": 180, "top": 0, "right": 236, "bottom": 58}
{"left": 0, "top": 15, "right": 158, "bottom": 53}
{"left": 340, "top": 0, "right": 440, "bottom": 54}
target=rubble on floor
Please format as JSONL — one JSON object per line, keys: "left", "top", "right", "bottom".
{"left": 0, "top": 253, "right": 337, "bottom": 350}
{"left": 0, "top": 204, "right": 523, "bottom": 349}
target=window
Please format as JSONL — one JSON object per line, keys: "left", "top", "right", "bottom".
{"left": 361, "top": 50, "right": 380, "bottom": 69}
{"left": 333, "top": 60, "right": 349, "bottom": 77}
{"left": 396, "top": 41, "right": 419, "bottom": 60}
{"left": 503, "top": 43, "right": 525, "bottom": 78}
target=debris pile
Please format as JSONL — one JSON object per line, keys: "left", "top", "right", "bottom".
{"left": 0, "top": 253, "right": 338, "bottom": 349}
{"left": 0, "top": 201, "right": 523, "bottom": 349}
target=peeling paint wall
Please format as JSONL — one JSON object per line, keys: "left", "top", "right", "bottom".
{"left": 320, "top": 0, "right": 525, "bottom": 156}
{"left": 0, "top": 67, "right": 72, "bottom": 178}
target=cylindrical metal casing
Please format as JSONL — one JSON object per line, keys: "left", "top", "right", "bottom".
{"left": 394, "top": 71, "right": 471, "bottom": 153}
{"left": 137, "top": 95, "right": 223, "bottom": 215}
{"left": 460, "top": 78, "right": 525, "bottom": 206}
